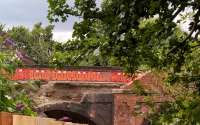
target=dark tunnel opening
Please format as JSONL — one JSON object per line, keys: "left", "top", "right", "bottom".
{"left": 45, "top": 110, "right": 96, "bottom": 125}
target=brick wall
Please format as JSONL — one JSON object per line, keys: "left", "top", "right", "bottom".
{"left": 113, "top": 94, "right": 170, "bottom": 125}
{"left": 113, "top": 94, "right": 145, "bottom": 125}
{"left": 123, "top": 72, "right": 166, "bottom": 94}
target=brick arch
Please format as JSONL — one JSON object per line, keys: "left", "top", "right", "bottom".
{"left": 37, "top": 101, "right": 102, "bottom": 125}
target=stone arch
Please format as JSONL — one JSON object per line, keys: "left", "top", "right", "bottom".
{"left": 37, "top": 101, "right": 98, "bottom": 125}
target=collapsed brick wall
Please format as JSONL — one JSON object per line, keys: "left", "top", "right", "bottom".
{"left": 123, "top": 72, "right": 166, "bottom": 94}
{"left": 137, "top": 72, "right": 166, "bottom": 94}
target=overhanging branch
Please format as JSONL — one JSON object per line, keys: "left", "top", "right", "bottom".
{"left": 168, "top": 15, "right": 199, "bottom": 55}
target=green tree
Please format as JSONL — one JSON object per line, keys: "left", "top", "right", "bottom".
{"left": 47, "top": 0, "right": 200, "bottom": 73}
{"left": 0, "top": 34, "right": 36, "bottom": 116}
{"left": 8, "top": 23, "right": 55, "bottom": 65}
{"left": 47, "top": 0, "right": 200, "bottom": 124}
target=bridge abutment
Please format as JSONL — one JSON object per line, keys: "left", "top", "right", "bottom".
{"left": 37, "top": 93, "right": 114, "bottom": 125}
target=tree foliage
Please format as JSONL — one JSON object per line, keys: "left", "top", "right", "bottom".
{"left": 47, "top": 0, "right": 200, "bottom": 124}
{"left": 147, "top": 83, "right": 200, "bottom": 125}
{"left": 7, "top": 23, "right": 55, "bottom": 65}
{"left": 0, "top": 33, "right": 36, "bottom": 116}
{"left": 47, "top": 0, "right": 200, "bottom": 74}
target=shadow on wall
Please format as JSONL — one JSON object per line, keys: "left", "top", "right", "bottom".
{"left": 45, "top": 110, "right": 96, "bottom": 125}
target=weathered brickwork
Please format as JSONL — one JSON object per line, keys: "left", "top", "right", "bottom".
{"left": 121, "top": 72, "right": 167, "bottom": 95}
{"left": 113, "top": 94, "right": 171, "bottom": 125}
{"left": 14, "top": 70, "right": 169, "bottom": 125}
{"left": 113, "top": 94, "right": 145, "bottom": 125}
{"left": 38, "top": 94, "right": 114, "bottom": 125}
{"left": 136, "top": 72, "right": 166, "bottom": 94}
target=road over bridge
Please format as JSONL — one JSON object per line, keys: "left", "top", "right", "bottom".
{"left": 11, "top": 66, "right": 167, "bottom": 125}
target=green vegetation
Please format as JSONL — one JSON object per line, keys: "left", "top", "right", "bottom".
{"left": 147, "top": 83, "right": 200, "bottom": 125}
{"left": 131, "top": 80, "right": 147, "bottom": 96}
{"left": 7, "top": 23, "right": 55, "bottom": 65}
{"left": 46, "top": 0, "right": 200, "bottom": 124}
{"left": 0, "top": 0, "right": 200, "bottom": 123}
{"left": 0, "top": 35, "right": 36, "bottom": 116}
{"left": 47, "top": 0, "right": 200, "bottom": 80}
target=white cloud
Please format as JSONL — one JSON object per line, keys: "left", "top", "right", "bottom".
{"left": 0, "top": 0, "right": 76, "bottom": 33}
{"left": 53, "top": 31, "right": 73, "bottom": 42}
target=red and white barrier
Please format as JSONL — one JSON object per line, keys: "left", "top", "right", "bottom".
{"left": 12, "top": 68, "right": 132, "bottom": 83}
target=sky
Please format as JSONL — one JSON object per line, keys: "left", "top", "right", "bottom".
{"left": 0, "top": 0, "right": 190, "bottom": 42}
{"left": 0, "top": 0, "right": 78, "bottom": 42}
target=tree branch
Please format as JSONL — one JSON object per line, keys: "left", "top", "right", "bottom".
{"left": 168, "top": 17, "right": 198, "bottom": 55}
{"left": 171, "top": 5, "right": 185, "bottom": 21}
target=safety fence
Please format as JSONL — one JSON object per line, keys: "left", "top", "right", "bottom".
{"left": 12, "top": 68, "right": 132, "bottom": 83}
{"left": 0, "top": 112, "right": 87, "bottom": 125}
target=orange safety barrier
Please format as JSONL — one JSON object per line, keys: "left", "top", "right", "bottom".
{"left": 12, "top": 68, "right": 132, "bottom": 84}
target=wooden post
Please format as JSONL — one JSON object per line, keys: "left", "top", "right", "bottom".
{"left": 13, "top": 115, "right": 36, "bottom": 125}
{"left": 0, "top": 112, "right": 12, "bottom": 125}
{"left": 36, "top": 117, "right": 56, "bottom": 125}
{"left": 0, "top": 112, "right": 88, "bottom": 125}
{"left": 48, "top": 120, "right": 64, "bottom": 125}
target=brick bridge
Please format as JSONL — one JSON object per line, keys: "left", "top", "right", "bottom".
{"left": 12, "top": 66, "right": 167, "bottom": 125}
